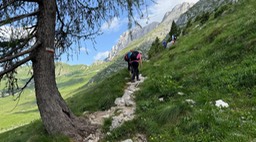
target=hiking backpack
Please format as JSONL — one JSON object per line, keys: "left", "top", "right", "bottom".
{"left": 130, "top": 51, "right": 139, "bottom": 61}
{"left": 124, "top": 52, "right": 133, "bottom": 62}
{"left": 124, "top": 54, "right": 128, "bottom": 61}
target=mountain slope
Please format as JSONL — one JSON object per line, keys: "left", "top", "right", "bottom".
{"left": 0, "top": 2, "right": 191, "bottom": 134}
{"left": 70, "top": 0, "right": 256, "bottom": 141}
{"left": 1, "top": 0, "right": 256, "bottom": 141}
{"left": 88, "top": 3, "right": 193, "bottom": 84}
{"left": 176, "top": 0, "right": 239, "bottom": 26}
{"left": 104, "top": 0, "right": 256, "bottom": 141}
{"left": 161, "top": 2, "right": 194, "bottom": 28}
{"left": 106, "top": 2, "right": 193, "bottom": 62}
{"left": 106, "top": 22, "right": 159, "bottom": 61}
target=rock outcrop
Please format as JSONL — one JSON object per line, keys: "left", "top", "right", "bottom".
{"left": 106, "top": 2, "right": 194, "bottom": 61}
{"left": 176, "top": 0, "right": 239, "bottom": 27}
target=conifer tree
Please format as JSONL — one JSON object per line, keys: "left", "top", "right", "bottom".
{"left": 169, "top": 21, "right": 180, "bottom": 39}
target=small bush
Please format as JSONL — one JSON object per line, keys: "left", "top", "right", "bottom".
{"left": 169, "top": 21, "right": 180, "bottom": 37}
{"left": 200, "top": 12, "right": 210, "bottom": 24}
{"left": 194, "top": 12, "right": 210, "bottom": 25}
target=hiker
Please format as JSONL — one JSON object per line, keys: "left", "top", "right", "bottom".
{"left": 162, "top": 40, "right": 167, "bottom": 48}
{"left": 130, "top": 50, "right": 142, "bottom": 82}
{"left": 124, "top": 50, "right": 133, "bottom": 72}
{"left": 166, "top": 40, "right": 174, "bottom": 48}
{"left": 172, "top": 34, "right": 177, "bottom": 43}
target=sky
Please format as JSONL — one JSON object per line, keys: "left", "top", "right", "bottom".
{"left": 62, "top": 0, "right": 199, "bottom": 65}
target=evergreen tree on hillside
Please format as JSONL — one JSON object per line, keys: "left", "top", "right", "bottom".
{"left": 168, "top": 21, "right": 180, "bottom": 41}
{"left": 194, "top": 12, "right": 210, "bottom": 25}
{"left": 0, "top": 0, "right": 148, "bottom": 141}
{"left": 182, "top": 19, "right": 192, "bottom": 35}
{"left": 148, "top": 37, "right": 163, "bottom": 59}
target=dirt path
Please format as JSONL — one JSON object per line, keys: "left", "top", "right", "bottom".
{"left": 83, "top": 75, "right": 146, "bottom": 142}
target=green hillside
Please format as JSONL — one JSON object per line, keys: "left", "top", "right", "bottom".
{"left": 105, "top": 0, "right": 256, "bottom": 141}
{"left": 0, "top": 62, "right": 106, "bottom": 134}
{"left": 1, "top": 0, "right": 256, "bottom": 141}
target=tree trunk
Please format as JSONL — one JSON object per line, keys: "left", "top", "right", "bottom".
{"left": 31, "top": 1, "right": 97, "bottom": 141}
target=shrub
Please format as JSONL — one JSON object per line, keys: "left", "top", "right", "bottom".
{"left": 194, "top": 12, "right": 210, "bottom": 25}
{"left": 169, "top": 21, "right": 180, "bottom": 38}
{"left": 200, "top": 12, "right": 210, "bottom": 24}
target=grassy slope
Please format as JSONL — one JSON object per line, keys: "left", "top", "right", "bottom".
{"left": 0, "top": 62, "right": 106, "bottom": 133}
{"left": 0, "top": 68, "right": 129, "bottom": 142}
{"left": 104, "top": 0, "right": 256, "bottom": 141}
{"left": 1, "top": 0, "right": 256, "bottom": 141}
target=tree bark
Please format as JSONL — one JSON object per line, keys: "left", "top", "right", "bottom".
{"left": 31, "top": 1, "right": 97, "bottom": 141}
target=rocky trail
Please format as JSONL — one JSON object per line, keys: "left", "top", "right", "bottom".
{"left": 83, "top": 74, "right": 147, "bottom": 142}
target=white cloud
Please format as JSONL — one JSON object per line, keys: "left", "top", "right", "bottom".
{"left": 139, "top": 0, "right": 199, "bottom": 25}
{"left": 80, "top": 47, "right": 90, "bottom": 54}
{"left": 100, "top": 0, "right": 200, "bottom": 32}
{"left": 93, "top": 51, "right": 109, "bottom": 61}
{"left": 101, "top": 17, "right": 125, "bottom": 33}
{"left": 0, "top": 26, "right": 32, "bottom": 41}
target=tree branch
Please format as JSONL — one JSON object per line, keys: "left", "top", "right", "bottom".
{"left": 56, "top": 3, "right": 65, "bottom": 36}
{"left": 20, "top": 0, "right": 39, "bottom": 2}
{"left": 0, "top": 31, "right": 37, "bottom": 60}
{"left": 0, "top": 41, "right": 40, "bottom": 63}
{"left": 10, "top": 75, "right": 34, "bottom": 111}
{"left": 0, "top": 0, "right": 16, "bottom": 11}
{"left": 76, "top": 0, "right": 102, "bottom": 11}
{"left": 0, "top": 0, "right": 38, "bottom": 11}
{"left": 0, "top": 10, "right": 39, "bottom": 26}
{"left": 0, "top": 55, "right": 32, "bottom": 77}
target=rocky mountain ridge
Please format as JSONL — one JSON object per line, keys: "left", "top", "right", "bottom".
{"left": 161, "top": 2, "right": 195, "bottom": 24}
{"left": 106, "top": 22, "right": 159, "bottom": 61}
{"left": 88, "top": 2, "right": 193, "bottom": 84}
{"left": 88, "top": 0, "right": 241, "bottom": 84}
{"left": 105, "top": 2, "right": 194, "bottom": 61}
{"left": 176, "top": 0, "right": 239, "bottom": 27}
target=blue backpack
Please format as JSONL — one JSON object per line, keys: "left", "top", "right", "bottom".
{"left": 124, "top": 52, "right": 132, "bottom": 61}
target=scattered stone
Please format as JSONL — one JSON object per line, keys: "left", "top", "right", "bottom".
{"left": 115, "top": 98, "right": 125, "bottom": 106}
{"left": 215, "top": 99, "right": 229, "bottom": 108}
{"left": 82, "top": 111, "right": 89, "bottom": 115}
{"left": 185, "top": 99, "right": 195, "bottom": 105}
{"left": 159, "top": 97, "right": 164, "bottom": 102}
{"left": 125, "top": 100, "right": 135, "bottom": 106}
{"left": 122, "top": 139, "right": 133, "bottom": 142}
{"left": 178, "top": 92, "right": 185, "bottom": 96}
